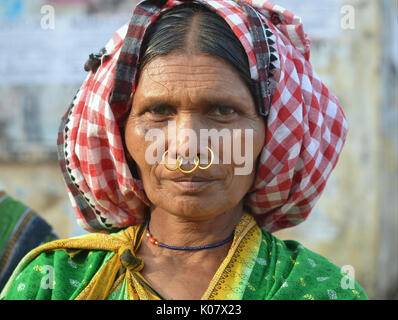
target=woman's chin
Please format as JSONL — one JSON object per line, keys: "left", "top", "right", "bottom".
{"left": 155, "top": 194, "right": 227, "bottom": 221}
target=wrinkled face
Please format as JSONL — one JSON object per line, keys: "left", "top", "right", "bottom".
{"left": 125, "top": 53, "right": 265, "bottom": 221}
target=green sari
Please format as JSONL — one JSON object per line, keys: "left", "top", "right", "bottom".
{"left": 0, "top": 191, "right": 58, "bottom": 292}
{"left": 0, "top": 213, "right": 367, "bottom": 300}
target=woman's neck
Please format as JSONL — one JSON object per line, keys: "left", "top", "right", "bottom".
{"left": 142, "top": 203, "right": 244, "bottom": 258}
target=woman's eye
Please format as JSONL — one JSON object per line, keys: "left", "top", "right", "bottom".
{"left": 150, "top": 105, "right": 167, "bottom": 114}
{"left": 212, "top": 105, "right": 238, "bottom": 116}
{"left": 146, "top": 105, "right": 174, "bottom": 117}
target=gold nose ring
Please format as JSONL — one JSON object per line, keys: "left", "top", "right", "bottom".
{"left": 198, "top": 147, "right": 214, "bottom": 170}
{"left": 161, "top": 150, "right": 183, "bottom": 171}
{"left": 178, "top": 156, "right": 200, "bottom": 174}
{"left": 162, "top": 147, "right": 214, "bottom": 174}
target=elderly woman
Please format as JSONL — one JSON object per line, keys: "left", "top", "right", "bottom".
{"left": 1, "top": 0, "right": 367, "bottom": 300}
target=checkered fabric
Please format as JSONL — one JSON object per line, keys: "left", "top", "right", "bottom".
{"left": 58, "top": 0, "right": 348, "bottom": 233}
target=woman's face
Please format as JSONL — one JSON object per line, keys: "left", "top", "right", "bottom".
{"left": 125, "top": 53, "right": 265, "bottom": 221}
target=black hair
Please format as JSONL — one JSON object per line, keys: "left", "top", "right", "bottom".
{"left": 136, "top": 2, "right": 259, "bottom": 105}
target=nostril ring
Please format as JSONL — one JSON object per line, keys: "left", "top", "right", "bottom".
{"left": 177, "top": 156, "right": 200, "bottom": 174}
{"left": 162, "top": 150, "right": 183, "bottom": 171}
{"left": 162, "top": 147, "right": 214, "bottom": 173}
{"left": 198, "top": 147, "right": 214, "bottom": 170}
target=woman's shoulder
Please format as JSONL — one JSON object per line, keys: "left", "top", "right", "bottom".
{"left": 0, "top": 230, "right": 122, "bottom": 300}
{"left": 246, "top": 228, "right": 368, "bottom": 300}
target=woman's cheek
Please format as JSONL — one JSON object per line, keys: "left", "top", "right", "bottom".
{"left": 126, "top": 118, "right": 169, "bottom": 181}
{"left": 125, "top": 119, "right": 150, "bottom": 167}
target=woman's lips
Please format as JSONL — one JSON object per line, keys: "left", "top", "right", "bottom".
{"left": 167, "top": 177, "right": 218, "bottom": 193}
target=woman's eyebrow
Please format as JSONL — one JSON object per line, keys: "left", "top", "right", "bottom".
{"left": 141, "top": 94, "right": 247, "bottom": 109}
{"left": 147, "top": 101, "right": 175, "bottom": 109}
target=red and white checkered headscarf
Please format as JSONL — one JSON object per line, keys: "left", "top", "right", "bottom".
{"left": 58, "top": 0, "right": 348, "bottom": 233}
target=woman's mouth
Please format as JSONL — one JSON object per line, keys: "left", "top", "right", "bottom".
{"left": 167, "top": 176, "right": 218, "bottom": 193}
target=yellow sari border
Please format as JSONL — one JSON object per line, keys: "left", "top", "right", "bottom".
{"left": 201, "top": 213, "right": 262, "bottom": 300}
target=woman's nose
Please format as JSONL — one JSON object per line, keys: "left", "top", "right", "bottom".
{"left": 167, "top": 114, "right": 209, "bottom": 162}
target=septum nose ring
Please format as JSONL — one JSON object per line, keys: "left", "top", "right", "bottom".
{"left": 162, "top": 147, "right": 214, "bottom": 174}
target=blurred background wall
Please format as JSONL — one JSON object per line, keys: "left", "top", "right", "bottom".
{"left": 0, "top": 0, "right": 396, "bottom": 299}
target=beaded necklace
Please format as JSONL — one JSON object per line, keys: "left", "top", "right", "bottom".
{"left": 145, "top": 223, "right": 234, "bottom": 251}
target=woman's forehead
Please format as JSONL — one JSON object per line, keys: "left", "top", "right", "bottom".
{"left": 141, "top": 54, "right": 243, "bottom": 82}
{"left": 135, "top": 53, "right": 253, "bottom": 105}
